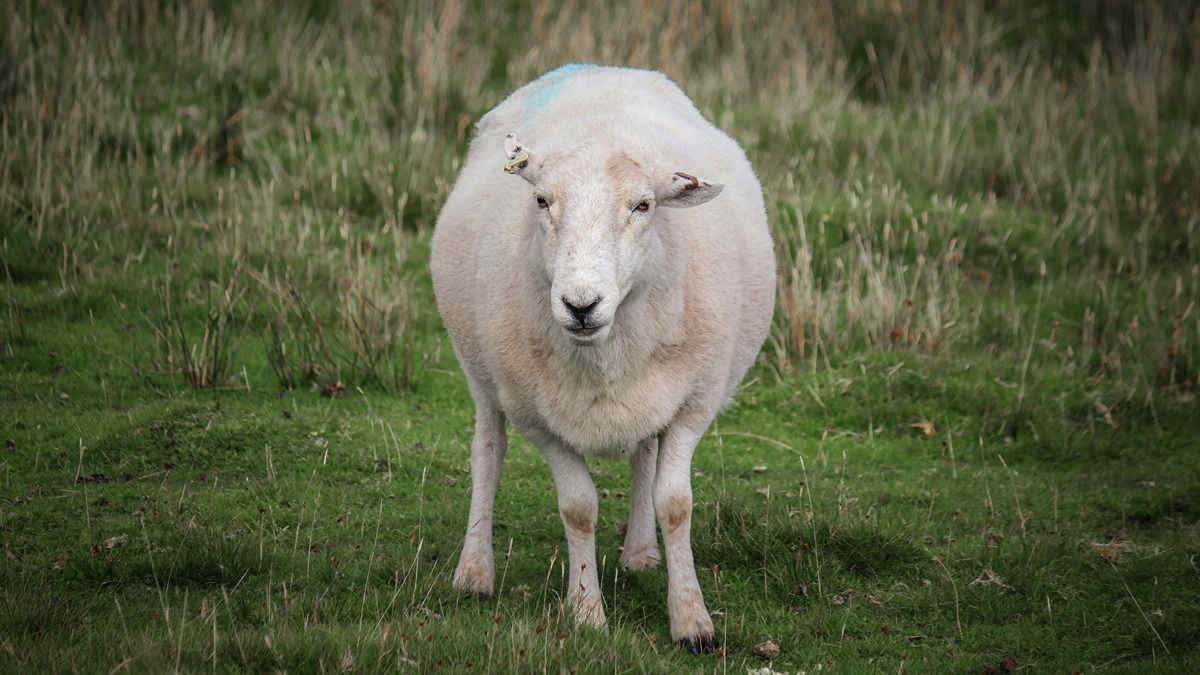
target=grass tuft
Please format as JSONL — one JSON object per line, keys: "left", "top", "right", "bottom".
{"left": 150, "top": 262, "right": 248, "bottom": 389}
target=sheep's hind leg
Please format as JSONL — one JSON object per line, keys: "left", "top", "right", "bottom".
{"left": 620, "top": 437, "right": 661, "bottom": 570}
{"left": 655, "top": 425, "right": 718, "bottom": 653}
{"left": 452, "top": 395, "right": 507, "bottom": 596}
{"left": 535, "top": 434, "right": 606, "bottom": 627}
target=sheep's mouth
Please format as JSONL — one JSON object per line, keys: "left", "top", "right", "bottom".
{"left": 566, "top": 323, "right": 606, "bottom": 342}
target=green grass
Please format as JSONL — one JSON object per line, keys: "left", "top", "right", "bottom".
{"left": 3, "top": 1, "right": 1199, "bottom": 672}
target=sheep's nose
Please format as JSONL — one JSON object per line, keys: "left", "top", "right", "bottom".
{"left": 562, "top": 296, "right": 601, "bottom": 325}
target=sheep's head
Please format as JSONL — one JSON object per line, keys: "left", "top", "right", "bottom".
{"left": 503, "top": 133, "right": 723, "bottom": 345}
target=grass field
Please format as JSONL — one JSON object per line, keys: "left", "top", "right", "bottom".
{"left": 2, "top": 1, "right": 1199, "bottom": 672}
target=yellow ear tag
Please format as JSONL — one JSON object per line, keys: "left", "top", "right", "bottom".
{"left": 504, "top": 150, "right": 529, "bottom": 174}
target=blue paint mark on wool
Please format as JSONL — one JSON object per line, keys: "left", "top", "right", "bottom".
{"left": 525, "top": 63, "right": 593, "bottom": 118}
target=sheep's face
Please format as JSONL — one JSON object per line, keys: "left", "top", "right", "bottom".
{"left": 533, "top": 153, "right": 653, "bottom": 345}
{"left": 503, "top": 135, "right": 723, "bottom": 345}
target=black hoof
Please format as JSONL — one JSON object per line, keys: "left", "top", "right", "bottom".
{"left": 677, "top": 634, "right": 719, "bottom": 654}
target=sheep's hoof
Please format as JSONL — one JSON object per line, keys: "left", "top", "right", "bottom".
{"left": 571, "top": 598, "right": 608, "bottom": 628}
{"left": 452, "top": 579, "right": 493, "bottom": 598}
{"left": 452, "top": 576, "right": 493, "bottom": 597}
{"left": 452, "top": 559, "right": 494, "bottom": 597}
{"left": 619, "top": 547, "right": 661, "bottom": 571}
{"left": 677, "top": 633, "right": 719, "bottom": 654}
{"left": 451, "top": 576, "right": 489, "bottom": 595}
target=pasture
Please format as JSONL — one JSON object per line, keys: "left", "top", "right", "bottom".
{"left": 2, "top": 1, "right": 1199, "bottom": 672}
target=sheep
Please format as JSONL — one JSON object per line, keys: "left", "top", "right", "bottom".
{"left": 430, "top": 64, "right": 775, "bottom": 652}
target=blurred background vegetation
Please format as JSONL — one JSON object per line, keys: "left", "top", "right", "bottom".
{"left": 3, "top": 0, "right": 1197, "bottom": 403}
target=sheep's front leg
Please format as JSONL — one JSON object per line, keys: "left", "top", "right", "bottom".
{"left": 537, "top": 437, "right": 606, "bottom": 627}
{"left": 655, "top": 425, "right": 717, "bottom": 653}
{"left": 452, "top": 401, "right": 506, "bottom": 596}
{"left": 620, "top": 436, "right": 661, "bottom": 570}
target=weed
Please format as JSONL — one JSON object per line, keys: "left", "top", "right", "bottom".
{"left": 149, "top": 263, "right": 248, "bottom": 389}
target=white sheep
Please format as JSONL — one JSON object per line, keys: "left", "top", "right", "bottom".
{"left": 430, "top": 64, "right": 775, "bottom": 652}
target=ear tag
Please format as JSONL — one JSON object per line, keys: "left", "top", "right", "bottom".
{"left": 504, "top": 150, "right": 529, "bottom": 174}
{"left": 674, "top": 172, "right": 700, "bottom": 189}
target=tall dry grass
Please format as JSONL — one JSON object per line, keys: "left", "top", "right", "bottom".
{"left": 2, "top": 0, "right": 1197, "bottom": 399}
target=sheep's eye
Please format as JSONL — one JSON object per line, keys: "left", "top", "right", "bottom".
{"left": 633, "top": 200, "right": 650, "bottom": 213}
{"left": 535, "top": 195, "right": 549, "bottom": 210}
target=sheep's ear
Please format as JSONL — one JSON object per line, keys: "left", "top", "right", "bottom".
{"left": 503, "top": 133, "right": 538, "bottom": 184}
{"left": 655, "top": 171, "right": 723, "bottom": 208}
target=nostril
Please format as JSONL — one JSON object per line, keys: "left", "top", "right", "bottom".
{"left": 562, "top": 296, "right": 601, "bottom": 324}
